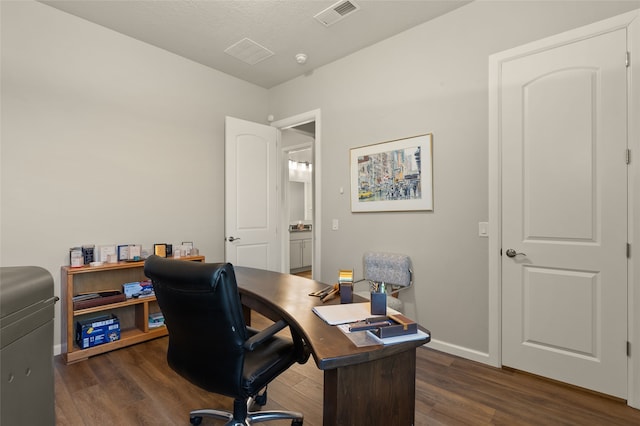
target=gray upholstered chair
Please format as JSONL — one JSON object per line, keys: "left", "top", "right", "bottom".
{"left": 354, "top": 251, "right": 413, "bottom": 312}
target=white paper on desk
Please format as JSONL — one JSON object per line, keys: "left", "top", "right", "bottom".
{"left": 312, "top": 302, "right": 400, "bottom": 325}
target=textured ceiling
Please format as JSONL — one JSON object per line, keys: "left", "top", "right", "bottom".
{"left": 41, "top": 0, "right": 471, "bottom": 88}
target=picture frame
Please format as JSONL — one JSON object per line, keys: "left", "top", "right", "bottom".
{"left": 154, "top": 243, "right": 167, "bottom": 258}
{"left": 117, "top": 244, "right": 130, "bottom": 261}
{"left": 350, "top": 134, "right": 433, "bottom": 212}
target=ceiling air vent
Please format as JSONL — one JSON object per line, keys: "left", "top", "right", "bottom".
{"left": 314, "top": 0, "right": 360, "bottom": 27}
{"left": 224, "top": 38, "right": 274, "bottom": 65}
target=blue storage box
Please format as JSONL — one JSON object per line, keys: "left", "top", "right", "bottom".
{"left": 75, "top": 314, "right": 120, "bottom": 349}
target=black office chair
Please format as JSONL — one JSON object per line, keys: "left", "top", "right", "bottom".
{"left": 144, "top": 255, "right": 310, "bottom": 426}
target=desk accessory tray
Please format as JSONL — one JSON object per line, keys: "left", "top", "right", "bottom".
{"left": 372, "top": 313, "right": 418, "bottom": 338}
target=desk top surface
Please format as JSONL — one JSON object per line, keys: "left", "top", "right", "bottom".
{"left": 234, "top": 266, "right": 429, "bottom": 370}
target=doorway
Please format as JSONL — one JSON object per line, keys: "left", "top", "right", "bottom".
{"left": 271, "top": 109, "right": 322, "bottom": 281}
{"left": 283, "top": 126, "right": 314, "bottom": 276}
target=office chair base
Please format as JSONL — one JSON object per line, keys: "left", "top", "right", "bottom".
{"left": 190, "top": 397, "right": 304, "bottom": 426}
{"left": 190, "top": 410, "right": 303, "bottom": 426}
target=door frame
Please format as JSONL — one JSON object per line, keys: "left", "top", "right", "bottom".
{"left": 282, "top": 140, "right": 313, "bottom": 273}
{"left": 271, "top": 109, "right": 322, "bottom": 281}
{"left": 488, "top": 9, "right": 640, "bottom": 407}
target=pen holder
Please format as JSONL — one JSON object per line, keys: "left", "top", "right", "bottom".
{"left": 370, "top": 292, "right": 387, "bottom": 315}
{"left": 339, "top": 283, "right": 353, "bottom": 304}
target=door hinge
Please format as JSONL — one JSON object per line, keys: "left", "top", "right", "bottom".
{"left": 626, "top": 51, "right": 631, "bottom": 68}
{"left": 628, "top": 341, "right": 631, "bottom": 357}
{"left": 627, "top": 243, "right": 631, "bottom": 259}
{"left": 626, "top": 149, "right": 631, "bottom": 165}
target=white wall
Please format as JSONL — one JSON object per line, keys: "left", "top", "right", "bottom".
{"left": 0, "top": 1, "right": 268, "bottom": 352}
{"left": 268, "top": 0, "right": 640, "bottom": 358}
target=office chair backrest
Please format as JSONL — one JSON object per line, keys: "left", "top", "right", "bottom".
{"left": 144, "top": 255, "right": 248, "bottom": 396}
{"left": 364, "top": 251, "right": 412, "bottom": 287}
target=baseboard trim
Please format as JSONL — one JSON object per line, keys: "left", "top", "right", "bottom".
{"left": 424, "top": 339, "right": 491, "bottom": 365}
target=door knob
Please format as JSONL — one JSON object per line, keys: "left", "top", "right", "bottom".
{"left": 505, "top": 248, "right": 526, "bottom": 258}
{"left": 226, "top": 236, "right": 240, "bottom": 242}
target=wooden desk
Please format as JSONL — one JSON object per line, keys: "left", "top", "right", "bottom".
{"left": 235, "top": 267, "right": 430, "bottom": 426}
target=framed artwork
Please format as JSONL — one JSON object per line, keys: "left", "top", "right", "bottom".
{"left": 350, "top": 134, "right": 433, "bottom": 212}
{"left": 154, "top": 243, "right": 167, "bottom": 258}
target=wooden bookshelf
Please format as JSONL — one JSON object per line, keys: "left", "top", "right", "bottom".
{"left": 61, "top": 256, "right": 204, "bottom": 364}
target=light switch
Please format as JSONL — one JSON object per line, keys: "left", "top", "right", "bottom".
{"left": 478, "top": 222, "right": 489, "bottom": 237}
{"left": 332, "top": 219, "right": 339, "bottom": 230}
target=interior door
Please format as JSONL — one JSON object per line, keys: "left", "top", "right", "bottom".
{"left": 501, "top": 29, "right": 628, "bottom": 398}
{"left": 225, "top": 116, "right": 280, "bottom": 271}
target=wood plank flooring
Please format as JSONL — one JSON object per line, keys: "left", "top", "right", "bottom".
{"left": 55, "top": 315, "right": 640, "bottom": 425}
{"left": 294, "top": 270, "right": 313, "bottom": 279}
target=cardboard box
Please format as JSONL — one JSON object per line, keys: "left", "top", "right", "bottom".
{"left": 122, "top": 280, "right": 153, "bottom": 298}
{"left": 75, "top": 314, "right": 120, "bottom": 349}
{"left": 122, "top": 282, "right": 142, "bottom": 298}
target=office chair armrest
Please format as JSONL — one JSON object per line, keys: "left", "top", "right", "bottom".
{"left": 352, "top": 278, "right": 369, "bottom": 290}
{"left": 244, "top": 319, "right": 288, "bottom": 351}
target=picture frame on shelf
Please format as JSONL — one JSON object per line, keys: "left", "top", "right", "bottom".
{"left": 154, "top": 243, "right": 167, "bottom": 258}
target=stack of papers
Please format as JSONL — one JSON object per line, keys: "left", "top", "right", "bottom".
{"left": 312, "top": 302, "right": 399, "bottom": 325}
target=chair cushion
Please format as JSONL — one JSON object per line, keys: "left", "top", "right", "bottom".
{"left": 242, "top": 328, "right": 299, "bottom": 397}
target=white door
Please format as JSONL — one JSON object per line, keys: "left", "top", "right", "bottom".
{"left": 501, "top": 29, "right": 628, "bottom": 398}
{"left": 225, "top": 116, "right": 280, "bottom": 271}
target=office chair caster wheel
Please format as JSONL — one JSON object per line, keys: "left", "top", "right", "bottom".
{"left": 291, "top": 420, "right": 303, "bottom": 426}
{"left": 190, "top": 416, "right": 203, "bottom": 425}
{"left": 254, "top": 389, "right": 268, "bottom": 406}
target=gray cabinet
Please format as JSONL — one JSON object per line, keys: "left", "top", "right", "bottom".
{"left": 301, "top": 239, "right": 312, "bottom": 268}
{"left": 1, "top": 266, "right": 56, "bottom": 426}
{"left": 290, "top": 231, "right": 312, "bottom": 272}
{"left": 290, "top": 240, "right": 304, "bottom": 270}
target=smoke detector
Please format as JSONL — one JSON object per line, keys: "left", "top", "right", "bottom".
{"left": 314, "top": 0, "right": 360, "bottom": 27}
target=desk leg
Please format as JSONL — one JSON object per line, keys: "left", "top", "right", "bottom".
{"left": 323, "top": 348, "right": 416, "bottom": 426}
{"left": 242, "top": 305, "right": 251, "bottom": 326}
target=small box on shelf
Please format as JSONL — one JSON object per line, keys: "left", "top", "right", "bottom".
{"left": 122, "top": 280, "right": 153, "bottom": 298}
{"left": 75, "top": 314, "right": 120, "bottom": 349}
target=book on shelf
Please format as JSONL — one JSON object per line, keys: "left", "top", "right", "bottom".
{"left": 148, "top": 312, "right": 165, "bottom": 328}
{"left": 73, "top": 291, "right": 125, "bottom": 310}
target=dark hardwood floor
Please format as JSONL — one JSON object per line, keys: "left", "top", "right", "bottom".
{"left": 55, "top": 315, "right": 640, "bottom": 425}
